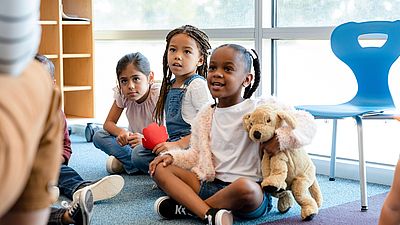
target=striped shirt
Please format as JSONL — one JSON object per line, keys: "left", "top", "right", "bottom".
{"left": 0, "top": 0, "right": 41, "bottom": 76}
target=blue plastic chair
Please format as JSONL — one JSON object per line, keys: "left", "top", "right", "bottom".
{"left": 296, "top": 20, "right": 400, "bottom": 211}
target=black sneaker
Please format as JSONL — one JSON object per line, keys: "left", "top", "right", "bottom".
{"left": 204, "top": 208, "right": 233, "bottom": 225}
{"left": 68, "top": 188, "right": 94, "bottom": 225}
{"left": 154, "top": 196, "right": 194, "bottom": 219}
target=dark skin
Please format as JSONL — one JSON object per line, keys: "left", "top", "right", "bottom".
{"left": 260, "top": 135, "right": 280, "bottom": 156}
{"left": 149, "top": 46, "right": 280, "bottom": 221}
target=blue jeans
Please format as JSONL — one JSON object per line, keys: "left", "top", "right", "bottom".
{"left": 93, "top": 129, "right": 155, "bottom": 174}
{"left": 58, "top": 165, "right": 90, "bottom": 200}
{"left": 131, "top": 144, "right": 156, "bottom": 174}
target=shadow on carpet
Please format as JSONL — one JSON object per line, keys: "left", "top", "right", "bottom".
{"left": 261, "top": 192, "right": 387, "bottom": 225}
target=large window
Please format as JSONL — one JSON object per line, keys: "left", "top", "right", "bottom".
{"left": 275, "top": 0, "right": 400, "bottom": 27}
{"left": 93, "top": 0, "right": 400, "bottom": 167}
{"left": 94, "top": 0, "right": 254, "bottom": 30}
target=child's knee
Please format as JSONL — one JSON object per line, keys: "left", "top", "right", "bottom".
{"left": 233, "top": 178, "right": 263, "bottom": 201}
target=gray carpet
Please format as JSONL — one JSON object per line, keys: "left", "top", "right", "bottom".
{"left": 262, "top": 192, "right": 387, "bottom": 224}
{"left": 62, "top": 134, "right": 390, "bottom": 225}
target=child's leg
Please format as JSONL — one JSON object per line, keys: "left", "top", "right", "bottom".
{"left": 131, "top": 145, "right": 156, "bottom": 174}
{"left": 205, "top": 178, "right": 265, "bottom": 214}
{"left": 58, "top": 165, "right": 85, "bottom": 200}
{"left": 153, "top": 164, "right": 210, "bottom": 218}
{"left": 92, "top": 129, "right": 138, "bottom": 173}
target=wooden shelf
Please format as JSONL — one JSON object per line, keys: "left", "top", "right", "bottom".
{"left": 62, "top": 21, "right": 90, "bottom": 25}
{"left": 44, "top": 54, "right": 59, "bottom": 59}
{"left": 39, "top": 20, "right": 58, "bottom": 25}
{"left": 39, "top": 0, "right": 94, "bottom": 118}
{"left": 64, "top": 85, "right": 92, "bottom": 91}
{"left": 63, "top": 53, "right": 91, "bottom": 58}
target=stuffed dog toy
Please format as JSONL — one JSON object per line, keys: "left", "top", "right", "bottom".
{"left": 243, "top": 105, "right": 323, "bottom": 221}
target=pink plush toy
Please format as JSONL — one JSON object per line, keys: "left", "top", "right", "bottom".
{"left": 142, "top": 122, "right": 168, "bottom": 150}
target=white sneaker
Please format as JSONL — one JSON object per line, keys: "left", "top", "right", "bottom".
{"left": 72, "top": 175, "right": 124, "bottom": 203}
{"left": 106, "top": 156, "right": 124, "bottom": 174}
{"left": 205, "top": 208, "right": 233, "bottom": 225}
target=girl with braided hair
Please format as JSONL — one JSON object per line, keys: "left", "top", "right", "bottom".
{"left": 129, "top": 25, "right": 213, "bottom": 174}
{"left": 149, "top": 44, "right": 317, "bottom": 225}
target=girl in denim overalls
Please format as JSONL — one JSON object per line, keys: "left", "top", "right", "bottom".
{"left": 130, "top": 25, "right": 212, "bottom": 173}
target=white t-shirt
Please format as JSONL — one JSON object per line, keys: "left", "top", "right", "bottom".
{"left": 211, "top": 99, "right": 263, "bottom": 183}
{"left": 181, "top": 78, "right": 213, "bottom": 125}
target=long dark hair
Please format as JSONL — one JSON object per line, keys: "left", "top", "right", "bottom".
{"left": 154, "top": 25, "right": 211, "bottom": 124}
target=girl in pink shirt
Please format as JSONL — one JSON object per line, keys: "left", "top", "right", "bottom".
{"left": 93, "top": 52, "right": 160, "bottom": 174}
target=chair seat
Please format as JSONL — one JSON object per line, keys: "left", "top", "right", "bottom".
{"left": 296, "top": 104, "right": 396, "bottom": 119}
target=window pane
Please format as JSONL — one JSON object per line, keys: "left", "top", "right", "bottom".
{"left": 277, "top": 0, "right": 400, "bottom": 27}
{"left": 274, "top": 40, "right": 400, "bottom": 165}
{"left": 94, "top": 40, "right": 253, "bottom": 125}
{"left": 93, "top": 0, "right": 254, "bottom": 30}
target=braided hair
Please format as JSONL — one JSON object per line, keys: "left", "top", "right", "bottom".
{"left": 154, "top": 25, "right": 211, "bottom": 124}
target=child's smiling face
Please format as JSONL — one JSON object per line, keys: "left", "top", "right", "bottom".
{"left": 207, "top": 46, "right": 253, "bottom": 108}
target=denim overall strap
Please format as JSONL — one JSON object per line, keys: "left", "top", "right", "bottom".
{"left": 165, "top": 74, "right": 205, "bottom": 141}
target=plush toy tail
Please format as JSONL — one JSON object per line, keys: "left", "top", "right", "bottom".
{"left": 309, "top": 180, "right": 323, "bottom": 208}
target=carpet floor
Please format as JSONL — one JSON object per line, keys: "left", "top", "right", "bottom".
{"left": 261, "top": 192, "right": 387, "bottom": 224}
{"left": 59, "top": 134, "right": 390, "bottom": 225}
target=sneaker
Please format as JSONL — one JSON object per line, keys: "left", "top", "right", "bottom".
{"left": 105, "top": 156, "right": 124, "bottom": 174}
{"left": 154, "top": 196, "right": 194, "bottom": 219}
{"left": 204, "top": 208, "right": 233, "bottom": 225}
{"left": 67, "top": 188, "right": 94, "bottom": 225}
{"left": 72, "top": 175, "right": 125, "bottom": 203}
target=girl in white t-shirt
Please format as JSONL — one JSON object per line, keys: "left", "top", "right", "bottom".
{"left": 149, "top": 44, "right": 317, "bottom": 225}
{"left": 93, "top": 52, "right": 160, "bottom": 174}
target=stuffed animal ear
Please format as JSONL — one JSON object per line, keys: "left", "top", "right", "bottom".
{"left": 277, "top": 111, "right": 296, "bottom": 129}
{"left": 243, "top": 113, "right": 252, "bottom": 131}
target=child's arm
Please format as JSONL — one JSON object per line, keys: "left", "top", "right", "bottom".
{"left": 152, "top": 134, "right": 191, "bottom": 155}
{"left": 103, "top": 101, "right": 132, "bottom": 146}
{"left": 259, "top": 97, "right": 317, "bottom": 150}
{"left": 379, "top": 159, "right": 400, "bottom": 225}
{"left": 275, "top": 109, "right": 317, "bottom": 150}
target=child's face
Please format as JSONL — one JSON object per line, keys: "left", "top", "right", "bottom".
{"left": 167, "top": 33, "right": 204, "bottom": 79}
{"left": 207, "top": 46, "right": 252, "bottom": 108}
{"left": 119, "top": 63, "right": 153, "bottom": 103}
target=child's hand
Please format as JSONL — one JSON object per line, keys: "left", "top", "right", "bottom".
{"left": 128, "top": 132, "right": 143, "bottom": 148}
{"left": 260, "top": 135, "right": 280, "bottom": 156}
{"left": 149, "top": 154, "right": 173, "bottom": 176}
{"left": 116, "top": 131, "right": 132, "bottom": 146}
{"left": 152, "top": 141, "right": 179, "bottom": 155}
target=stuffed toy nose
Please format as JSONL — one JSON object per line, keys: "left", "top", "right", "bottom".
{"left": 253, "top": 131, "right": 262, "bottom": 140}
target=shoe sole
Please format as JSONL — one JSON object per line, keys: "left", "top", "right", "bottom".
{"left": 80, "top": 189, "right": 94, "bottom": 225}
{"left": 216, "top": 210, "right": 233, "bottom": 225}
{"left": 154, "top": 196, "right": 170, "bottom": 219}
{"left": 73, "top": 175, "right": 125, "bottom": 203}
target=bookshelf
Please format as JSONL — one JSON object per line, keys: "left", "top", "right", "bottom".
{"left": 39, "top": 0, "right": 94, "bottom": 118}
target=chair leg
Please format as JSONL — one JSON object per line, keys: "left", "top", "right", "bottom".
{"left": 355, "top": 116, "right": 368, "bottom": 211}
{"left": 329, "top": 119, "right": 338, "bottom": 181}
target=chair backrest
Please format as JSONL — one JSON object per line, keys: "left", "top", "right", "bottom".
{"left": 331, "top": 20, "right": 400, "bottom": 108}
